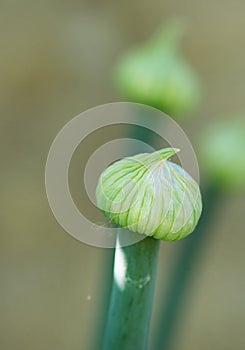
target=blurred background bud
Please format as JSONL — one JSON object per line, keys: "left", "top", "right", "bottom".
{"left": 114, "top": 19, "right": 202, "bottom": 116}
{"left": 198, "top": 118, "right": 245, "bottom": 191}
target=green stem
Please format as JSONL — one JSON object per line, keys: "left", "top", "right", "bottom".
{"left": 103, "top": 233, "right": 160, "bottom": 350}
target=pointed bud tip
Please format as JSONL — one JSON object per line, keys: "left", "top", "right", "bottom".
{"left": 157, "top": 147, "right": 180, "bottom": 160}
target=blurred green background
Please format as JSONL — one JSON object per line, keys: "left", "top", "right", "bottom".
{"left": 1, "top": 1, "right": 245, "bottom": 349}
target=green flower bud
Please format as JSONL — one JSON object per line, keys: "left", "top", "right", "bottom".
{"left": 96, "top": 148, "right": 202, "bottom": 241}
{"left": 114, "top": 19, "right": 201, "bottom": 116}
{"left": 199, "top": 119, "right": 245, "bottom": 190}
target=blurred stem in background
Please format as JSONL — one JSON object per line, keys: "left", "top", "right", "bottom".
{"left": 153, "top": 184, "right": 221, "bottom": 350}
{"left": 154, "top": 119, "right": 245, "bottom": 349}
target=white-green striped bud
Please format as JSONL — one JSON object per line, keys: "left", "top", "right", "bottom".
{"left": 96, "top": 148, "right": 202, "bottom": 241}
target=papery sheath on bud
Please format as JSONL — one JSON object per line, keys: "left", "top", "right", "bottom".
{"left": 96, "top": 148, "right": 202, "bottom": 241}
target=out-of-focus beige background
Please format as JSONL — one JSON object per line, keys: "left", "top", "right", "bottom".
{"left": 1, "top": 1, "right": 245, "bottom": 349}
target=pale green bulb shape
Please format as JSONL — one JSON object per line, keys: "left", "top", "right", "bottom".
{"left": 96, "top": 148, "right": 202, "bottom": 241}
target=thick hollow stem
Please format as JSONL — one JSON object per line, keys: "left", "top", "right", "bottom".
{"left": 103, "top": 233, "right": 160, "bottom": 350}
